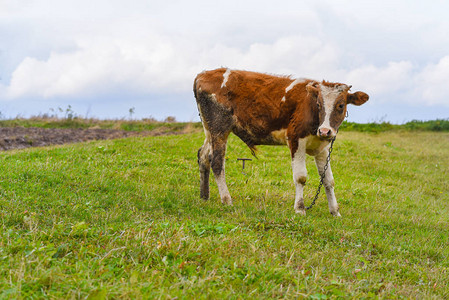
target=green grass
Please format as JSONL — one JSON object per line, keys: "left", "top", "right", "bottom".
{"left": 0, "top": 131, "right": 448, "bottom": 298}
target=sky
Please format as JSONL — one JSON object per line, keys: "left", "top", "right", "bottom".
{"left": 1, "top": 0, "right": 448, "bottom": 123}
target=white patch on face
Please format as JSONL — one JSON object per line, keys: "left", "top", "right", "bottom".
{"left": 221, "top": 68, "right": 232, "bottom": 88}
{"left": 318, "top": 85, "right": 340, "bottom": 132}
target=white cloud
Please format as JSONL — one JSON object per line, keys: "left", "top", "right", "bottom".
{"left": 344, "top": 61, "right": 414, "bottom": 96}
{"left": 195, "top": 36, "right": 340, "bottom": 77}
{"left": 414, "top": 56, "right": 449, "bottom": 105}
{"left": 1, "top": 0, "right": 449, "bottom": 121}
{"left": 5, "top": 35, "right": 195, "bottom": 99}
{"left": 3, "top": 33, "right": 449, "bottom": 109}
{"left": 4, "top": 34, "right": 341, "bottom": 100}
{"left": 343, "top": 60, "right": 449, "bottom": 107}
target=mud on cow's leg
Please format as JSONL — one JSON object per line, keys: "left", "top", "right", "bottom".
{"left": 197, "top": 139, "right": 212, "bottom": 200}
{"left": 194, "top": 88, "right": 234, "bottom": 205}
{"left": 315, "top": 148, "right": 341, "bottom": 217}
{"left": 210, "top": 135, "right": 232, "bottom": 205}
{"left": 291, "top": 138, "right": 307, "bottom": 215}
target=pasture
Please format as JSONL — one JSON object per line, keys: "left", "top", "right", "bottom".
{"left": 0, "top": 129, "right": 448, "bottom": 298}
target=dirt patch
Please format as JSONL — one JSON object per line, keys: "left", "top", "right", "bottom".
{"left": 0, "top": 127, "right": 180, "bottom": 151}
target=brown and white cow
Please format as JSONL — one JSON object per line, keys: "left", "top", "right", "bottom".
{"left": 194, "top": 68, "right": 369, "bottom": 216}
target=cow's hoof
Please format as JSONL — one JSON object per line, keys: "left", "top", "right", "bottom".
{"left": 295, "top": 209, "right": 306, "bottom": 216}
{"left": 221, "top": 195, "right": 233, "bottom": 206}
{"left": 331, "top": 211, "right": 341, "bottom": 217}
{"left": 294, "top": 200, "right": 306, "bottom": 215}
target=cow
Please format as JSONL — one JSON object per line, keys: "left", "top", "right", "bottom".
{"left": 193, "top": 68, "right": 369, "bottom": 216}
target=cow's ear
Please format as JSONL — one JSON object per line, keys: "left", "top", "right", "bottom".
{"left": 347, "top": 91, "right": 369, "bottom": 106}
{"left": 306, "top": 82, "right": 319, "bottom": 98}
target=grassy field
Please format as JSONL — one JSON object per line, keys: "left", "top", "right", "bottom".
{"left": 0, "top": 130, "right": 448, "bottom": 298}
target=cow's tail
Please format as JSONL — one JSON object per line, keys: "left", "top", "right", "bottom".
{"left": 232, "top": 127, "right": 258, "bottom": 158}
{"left": 249, "top": 146, "right": 258, "bottom": 158}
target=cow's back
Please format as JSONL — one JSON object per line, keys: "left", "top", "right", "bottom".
{"left": 195, "top": 68, "right": 311, "bottom": 147}
{"left": 196, "top": 69, "right": 293, "bottom": 123}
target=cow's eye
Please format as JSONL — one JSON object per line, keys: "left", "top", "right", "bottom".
{"left": 338, "top": 103, "right": 344, "bottom": 110}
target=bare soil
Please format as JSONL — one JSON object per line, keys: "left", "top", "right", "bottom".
{"left": 0, "top": 127, "right": 176, "bottom": 151}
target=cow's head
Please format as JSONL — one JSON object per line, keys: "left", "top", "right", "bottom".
{"left": 306, "top": 81, "right": 369, "bottom": 139}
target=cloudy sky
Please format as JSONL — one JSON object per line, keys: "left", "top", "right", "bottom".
{"left": 1, "top": 0, "right": 448, "bottom": 123}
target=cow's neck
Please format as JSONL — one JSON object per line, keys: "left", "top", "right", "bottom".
{"left": 295, "top": 93, "right": 320, "bottom": 138}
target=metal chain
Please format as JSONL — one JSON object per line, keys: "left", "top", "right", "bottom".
{"left": 305, "top": 109, "right": 349, "bottom": 210}
{"left": 305, "top": 136, "right": 336, "bottom": 210}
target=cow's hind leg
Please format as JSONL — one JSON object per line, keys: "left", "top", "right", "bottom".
{"left": 195, "top": 89, "right": 234, "bottom": 205}
{"left": 198, "top": 135, "right": 212, "bottom": 200}
{"left": 211, "top": 134, "right": 232, "bottom": 205}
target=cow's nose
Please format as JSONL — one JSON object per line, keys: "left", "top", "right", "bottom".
{"left": 318, "top": 128, "right": 331, "bottom": 137}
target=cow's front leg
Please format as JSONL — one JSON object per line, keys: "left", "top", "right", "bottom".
{"left": 211, "top": 135, "right": 232, "bottom": 205}
{"left": 291, "top": 138, "right": 307, "bottom": 215}
{"left": 315, "top": 147, "right": 341, "bottom": 217}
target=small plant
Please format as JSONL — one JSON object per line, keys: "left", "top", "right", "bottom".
{"left": 65, "top": 105, "right": 75, "bottom": 120}
{"left": 164, "top": 116, "right": 176, "bottom": 123}
{"left": 129, "top": 107, "right": 135, "bottom": 120}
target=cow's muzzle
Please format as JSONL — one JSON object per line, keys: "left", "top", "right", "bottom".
{"left": 317, "top": 127, "right": 336, "bottom": 139}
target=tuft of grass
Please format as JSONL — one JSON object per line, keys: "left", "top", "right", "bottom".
{"left": 0, "top": 130, "right": 448, "bottom": 298}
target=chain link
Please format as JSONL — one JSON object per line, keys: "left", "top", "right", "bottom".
{"left": 305, "top": 136, "right": 336, "bottom": 210}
